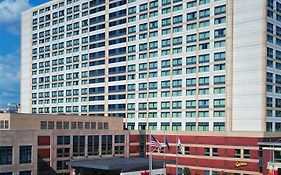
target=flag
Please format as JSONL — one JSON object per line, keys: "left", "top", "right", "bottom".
{"left": 161, "top": 138, "right": 170, "bottom": 150}
{"left": 177, "top": 138, "right": 184, "bottom": 154}
{"left": 151, "top": 135, "right": 162, "bottom": 149}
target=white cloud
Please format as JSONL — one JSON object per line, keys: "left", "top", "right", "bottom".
{"left": 0, "top": 0, "right": 31, "bottom": 34}
{"left": 0, "top": 53, "right": 20, "bottom": 104}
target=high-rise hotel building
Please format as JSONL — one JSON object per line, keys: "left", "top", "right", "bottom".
{"left": 21, "top": 0, "right": 281, "bottom": 133}
{"left": 20, "top": 0, "right": 281, "bottom": 174}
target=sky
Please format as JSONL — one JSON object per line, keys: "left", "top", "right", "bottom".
{"left": 0, "top": 0, "right": 50, "bottom": 106}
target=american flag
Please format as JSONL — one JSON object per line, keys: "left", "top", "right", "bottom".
{"left": 150, "top": 135, "right": 162, "bottom": 149}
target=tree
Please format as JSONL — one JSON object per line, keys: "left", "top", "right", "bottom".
{"left": 183, "top": 167, "right": 191, "bottom": 175}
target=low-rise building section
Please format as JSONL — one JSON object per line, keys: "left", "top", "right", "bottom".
{"left": 0, "top": 113, "right": 129, "bottom": 175}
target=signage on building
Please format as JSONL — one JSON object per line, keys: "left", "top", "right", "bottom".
{"left": 235, "top": 162, "right": 248, "bottom": 168}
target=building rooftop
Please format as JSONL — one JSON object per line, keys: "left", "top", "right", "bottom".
{"left": 0, "top": 113, "right": 124, "bottom": 131}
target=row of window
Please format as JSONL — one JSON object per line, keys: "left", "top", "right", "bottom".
{"left": 127, "top": 122, "right": 225, "bottom": 131}
{"left": 32, "top": 26, "right": 225, "bottom": 52}
{"left": 31, "top": 52, "right": 225, "bottom": 73}
{"left": 31, "top": 15, "right": 225, "bottom": 45}
{"left": 157, "top": 146, "right": 251, "bottom": 159}
{"left": 32, "top": 0, "right": 80, "bottom": 16}
{"left": 126, "top": 99, "right": 225, "bottom": 110}
{"left": 33, "top": 78, "right": 225, "bottom": 92}
{"left": 34, "top": 98, "right": 225, "bottom": 109}
{"left": 31, "top": 39, "right": 225, "bottom": 58}
{"left": 32, "top": 0, "right": 225, "bottom": 19}
{"left": 30, "top": 88, "right": 225, "bottom": 105}
{"left": 40, "top": 121, "right": 108, "bottom": 130}
{"left": 55, "top": 134, "right": 125, "bottom": 165}
{"left": 127, "top": 110, "right": 225, "bottom": 118}
{"left": 57, "top": 135, "right": 125, "bottom": 145}
{"left": 32, "top": 104, "right": 224, "bottom": 114}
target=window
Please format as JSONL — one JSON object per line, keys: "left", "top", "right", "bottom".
{"left": 198, "top": 122, "right": 209, "bottom": 131}
{"left": 214, "top": 28, "right": 226, "bottom": 38}
{"left": 243, "top": 149, "right": 250, "bottom": 158}
{"left": 148, "top": 123, "right": 157, "bottom": 130}
{"left": 187, "top": 12, "right": 197, "bottom": 21}
{"left": 73, "top": 136, "right": 85, "bottom": 156}
{"left": 57, "top": 136, "right": 70, "bottom": 145}
{"left": 187, "top": 34, "right": 197, "bottom": 43}
{"left": 57, "top": 160, "right": 69, "bottom": 170}
{"left": 199, "top": 77, "right": 209, "bottom": 86}
{"left": 0, "top": 172, "right": 12, "bottom": 175}
{"left": 267, "top": 122, "right": 273, "bottom": 132}
{"left": 212, "top": 148, "right": 218, "bottom": 156}
{"left": 88, "top": 135, "right": 100, "bottom": 155}
{"left": 20, "top": 146, "right": 32, "bottom": 164}
{"left": 0, "top": 146, "right": 12, "bottom": 165}
{"left": 172, "top": 123, "right": 181, "bottom": 131}
{"left": 235, "top": 149, "right": 241, "bottom": 158}
{"left": 187, "top": 23, "right": 197, "bottom": 30}
{"left": 215, "top": 16, "right": 226, "bottom": 25}
{"left": 115, "top": 135, "right": 125, "bottom": 143}
{"left": 19, "top": 171, "right": 32, "bottom": 175}
{"left": 199, "top": 9, "right": 210, "bottom": 18}
{"left": 0, "top": 120, "right": 8, "bottom": 129}
{"left": 57, "top": 148, "right": 70, "bottom": 157}
{"left": 186, "top": 122, "right": 196, "bottom": 131}
{"left": 161, "top": 123, "right": 170, "bottom": 130}
{"left": 184, "top": 146, "right": 190, "bottom": 154}
{"left": 214, "top": 5, "right": 226, "bottom": 15}
{"left": 199, "top": 20, "right": 209, "bottom": 28}
{"left": 276, "top": 123, "right": 281, "bottom": 131}
{"left": 213, "top": 122, "right": 225, "bottom": 131}
{"left": 186, "top": 100, "right": 196, "bottom": 108}
{"left": 186, "top": 78, "right": 196, "bottom": 87}
{"left": 199, "top": 0, "right": 210, "bottom": 5}
{"left": 214, "top": 99, "right": 225, "bottom": 108}
{"left": 102, "top": 135, "right": 113, "bottom": 155}
{"left": 198, "top": 111, "right": 209, "bottom": 117}
{"left": 187, "top": 1, "right": 196, "bottom": 8}
{"left": 198, "top": 100, "right": 209, "bottom": 108}
{"left": 204, "top": 148, "right": 210, "bottom": 156}
{"left": 214, "top": 75, "right": 225, "bottom": 85}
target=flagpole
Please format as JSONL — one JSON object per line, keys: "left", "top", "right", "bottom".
{"left": 176, "top": 134, "right": 178, "bottom": 175}
{"left": 164, "top": 130, "right": 166, "bottom": 159}
{"left": 163, "top": 130, "right": 166, "bottom": 173}
{"left": 149, "top": 130, "right": 153, "bottom": 175}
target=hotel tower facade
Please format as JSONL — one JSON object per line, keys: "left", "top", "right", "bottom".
{"left": 20, "top": 0, "right": 281, "bottom": 174}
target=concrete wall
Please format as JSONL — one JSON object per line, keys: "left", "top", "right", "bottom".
{"left": 232, "top": 0, "right": 266, "bottom": 131}
{"left": 20, "top": 11, "right": 32, "bottom": 113}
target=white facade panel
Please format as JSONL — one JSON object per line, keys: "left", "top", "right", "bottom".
{"left": 232, "top": 0, "right": 265, "bottom": 131}
{"left": 20, "top": 11, "right": 33, "bottom": 113}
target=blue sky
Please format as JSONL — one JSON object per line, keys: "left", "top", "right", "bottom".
{"left": 0, "top": 0, "right": 49, "bottom": 106}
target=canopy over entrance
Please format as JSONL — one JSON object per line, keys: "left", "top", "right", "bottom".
{"left": 67, "top": 157, "right": 173, "bottom": 175}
